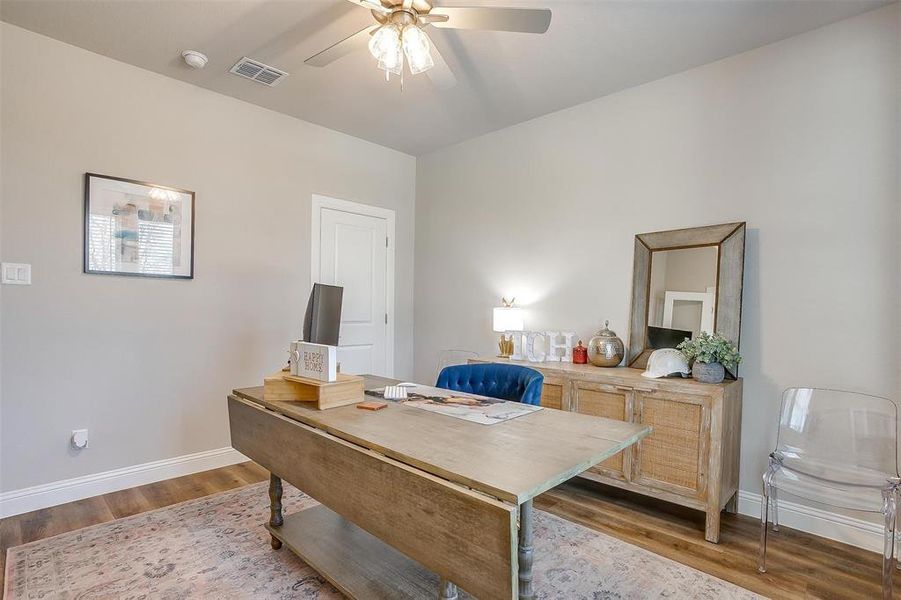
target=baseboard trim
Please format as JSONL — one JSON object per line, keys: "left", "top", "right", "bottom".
{"left": 0, "top": 447, "right": 248, "bottom": 519}
{"left": 736, "top": 490, "right": 883, "bottom": 553}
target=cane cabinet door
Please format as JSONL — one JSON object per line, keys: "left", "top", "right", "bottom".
{"left": 539, "top": 374, "right": 569, "bottom": 410}
{"left": 632, "top": 388, "right": 710, "bottom": 500}
{"left": 573, "top": 381, "right": 633, "bottom": 481}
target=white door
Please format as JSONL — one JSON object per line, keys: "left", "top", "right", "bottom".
{"left": 317, "top": 206, "right": 389, "bottom": 376}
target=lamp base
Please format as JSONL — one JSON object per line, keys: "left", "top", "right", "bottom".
{"left": 497, "top": 334, "right": 515, "bottom": 359}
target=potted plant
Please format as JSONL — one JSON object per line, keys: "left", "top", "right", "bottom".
{"left": 677, "top": 332, "right": 741, "bottom": 384}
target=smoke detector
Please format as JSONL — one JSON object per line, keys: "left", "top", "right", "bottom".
{"left": 181, "top": 50, "right": 208, "bottom": 69}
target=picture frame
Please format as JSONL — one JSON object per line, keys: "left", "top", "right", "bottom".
{"left": 83, "top": 173, "right": 195, "bottom": 279}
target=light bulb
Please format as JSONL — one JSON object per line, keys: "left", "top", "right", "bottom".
{"left": 369, "top": 24, "right": 403, "bottom": 75}
{"left": 369, "top": 26, "right": 392, "bottom": 59}
{"left": 378, "top": 45, "right": 404, "bottom": 75}
{"left": 402, "top": 25, "right": 434, "bottom": 75}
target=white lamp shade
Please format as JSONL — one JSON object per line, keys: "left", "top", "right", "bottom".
{"left": 493, "top": 306, "right": 524, "bottom": 332}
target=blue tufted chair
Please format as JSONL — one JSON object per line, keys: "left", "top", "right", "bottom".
{"left": 435, "top": 363, "right": 544, "bottom": 406}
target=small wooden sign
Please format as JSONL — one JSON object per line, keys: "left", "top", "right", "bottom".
{"left": 291, "top": 341, "right": 337, "bottom": 382}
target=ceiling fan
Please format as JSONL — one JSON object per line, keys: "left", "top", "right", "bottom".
{"left": 304, "top": 0, "right": 552, "bottom": 89}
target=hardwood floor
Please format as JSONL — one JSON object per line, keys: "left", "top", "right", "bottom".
{"left": 537, "top": 478, "right": 893, "bottom": 599}
{"left": 0, "top": 462, "right": 892, "bottom": 599}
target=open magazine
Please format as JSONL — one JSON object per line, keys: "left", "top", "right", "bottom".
{"left": 364, "top": 384, "right": 541, "bottom": 425}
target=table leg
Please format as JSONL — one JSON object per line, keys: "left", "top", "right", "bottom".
{"left": 438, "top": 579, "right": 458, "bottom": 600}
{"left": 269, "top": 473, "right": 284, "bottom": 550}
{"left": 518, "top": 499, "right": 534, "bottom": 600}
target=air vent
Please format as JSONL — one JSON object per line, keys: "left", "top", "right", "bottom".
{"left": 229, "top": 57, "right": 289, "bottom": 87}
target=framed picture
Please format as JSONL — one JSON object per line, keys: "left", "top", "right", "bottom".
{"left": 84, "top": 173, "right": 194, "bottom": 279}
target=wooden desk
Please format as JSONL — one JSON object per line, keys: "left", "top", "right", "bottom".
{"left": 229, "top": 376, "right": 650, "bottom": 599}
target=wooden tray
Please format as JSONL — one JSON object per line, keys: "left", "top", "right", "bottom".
{"left": 263, "top": 371, "right": 364, "bottom": 410}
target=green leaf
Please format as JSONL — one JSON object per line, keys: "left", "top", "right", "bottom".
{"left": 676, "top": 332, "right": 741, "bottom": 369}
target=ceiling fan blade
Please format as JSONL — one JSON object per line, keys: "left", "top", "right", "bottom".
{"left": 344, "top": 0, "right": 391, "bottom": 16}
{"left": 426, "top": 40, "right": 457, "bottom": 90}
{"left": 429, "top": 7, "right": 551, "bottom": 33}
{"left": 418, "top": 13, "right": 450, "bottom": 25}
{"left": 305, "top": 25, "right": 378, "bottom": 67}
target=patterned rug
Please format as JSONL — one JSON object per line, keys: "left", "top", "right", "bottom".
{"left": 4, "top": 482, "right": 763, "bottom": 599}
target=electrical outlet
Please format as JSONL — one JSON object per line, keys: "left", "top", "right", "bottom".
{"left": 71, "top": 429, "right": 89, "bottom": 449}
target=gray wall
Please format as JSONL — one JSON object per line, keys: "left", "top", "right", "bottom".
{"left": 415, "top": 3, "right": 900, "bottom": 503}
{"left": 0, "top": 24, "right": 416, "bottom": 492}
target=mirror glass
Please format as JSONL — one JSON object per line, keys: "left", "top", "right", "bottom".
{"left": 647, "top": 246, "right": 718, "bottom": 347}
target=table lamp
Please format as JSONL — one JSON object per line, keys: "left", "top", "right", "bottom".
{"left": 493, "top": 298, "right": 523, "bottom": 358}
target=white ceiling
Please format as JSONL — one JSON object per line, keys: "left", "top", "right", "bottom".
{"left": 1, "top": 0, "right": 890, "bottom": 155}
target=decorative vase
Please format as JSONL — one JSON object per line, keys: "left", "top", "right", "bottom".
{"left": 693, "top": 361, "right": 725, "bottom": 384}
{"left": 588, "top": 320, "right": 625, "bottom": 368}
{"left": 572, "top": 340, "right": 588, "bottom": 364}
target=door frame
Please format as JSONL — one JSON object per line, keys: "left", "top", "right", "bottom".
{"left": 311, "top": 194, "right": 396, "bottom": 377}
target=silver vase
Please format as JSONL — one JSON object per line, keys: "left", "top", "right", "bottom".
{"left": 588, "top": 320, "right": 625, "bottom": 368}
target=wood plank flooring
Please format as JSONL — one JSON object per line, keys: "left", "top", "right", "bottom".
{"left": 0, "top": 462, "right": 892, "bottom": 599}
{"left": 537, "top": 478, "right": 892, "bottom": 599}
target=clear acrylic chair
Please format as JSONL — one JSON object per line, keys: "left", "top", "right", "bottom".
{"left": 437, "top": 349, "right": 479, "bottom": 371}
{"left": 432, "top": 349, "right": 479, "bottom": 383}
{"left": 757, "top": 388, "right": 900, "bottom": 599}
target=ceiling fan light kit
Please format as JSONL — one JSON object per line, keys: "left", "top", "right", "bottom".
{"left": 402, "top": 24, "right": 434, "bottom": 74}
{"left": 368, "top": 10, "right": 435, "bottom": 80}
{"left": 369, "top": 23, "right": 404, "bottom": 75}
{"left": 305, "top": 0, "right": 552, "bottom": 89}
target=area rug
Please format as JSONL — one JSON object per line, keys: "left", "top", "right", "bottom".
{"left": 4, "top": 482, "right": 763, "bottom": 599}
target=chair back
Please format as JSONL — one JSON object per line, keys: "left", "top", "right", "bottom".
{"left": 436, "top": 363, "right": 544, "bottom": 405}
{"left": 775, "top": 388, "right": 899, "bottom": 478}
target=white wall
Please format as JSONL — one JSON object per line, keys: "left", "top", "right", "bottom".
{"left": 415, "top": 2, "right": 899, "bottom": 513}
{"left": 0, "top": 23, "right": 416, "bottom": 493}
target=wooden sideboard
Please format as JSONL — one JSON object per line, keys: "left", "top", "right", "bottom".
{"left": 472, "top": 358, "right": 742, "bottom": 543}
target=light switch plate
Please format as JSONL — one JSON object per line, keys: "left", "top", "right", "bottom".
{"left": 1, "top": 263, "right": 31, "bottom": 285}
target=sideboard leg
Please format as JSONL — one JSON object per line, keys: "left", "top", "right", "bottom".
{"left": 269, "top": 473, "right": 284, "bottom": 550}
{"left": 518, "top": 499, "right": 535, "bottom": 600}
{"left": 438, "top": 579, "right": 458, "bottom": 600}
{"left": 705, "top": 509, "right": 721, "bottom": 543}
{"left": 725, "top": 492, "right": 738, "bottom": 514}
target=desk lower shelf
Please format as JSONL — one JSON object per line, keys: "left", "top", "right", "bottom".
{"left": 266, "top": 505, "right": 443, "bottom": 599}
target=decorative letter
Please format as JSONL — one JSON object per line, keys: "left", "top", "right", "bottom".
{"left": 525, "top": 331, "right": 547, "bottom": 363}
{"left": 544, "top": 331, "right": 561, "bottom": 361}
{"left": 560, "top": 332, "right": 576, "bottom": 362}
{"left": 508, "top": 331, "right": 525, "bottom": 360}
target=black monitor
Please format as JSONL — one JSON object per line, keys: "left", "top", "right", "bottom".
{"left": 647, "top": 326, "right": 692, "bottom": 350}
{"left": 303, "top": 283, "right": 343, "bottom": 346}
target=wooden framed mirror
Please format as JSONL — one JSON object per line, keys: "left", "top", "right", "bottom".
{"left": 627, "top": 222, "right": 746, "bottom": 376}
